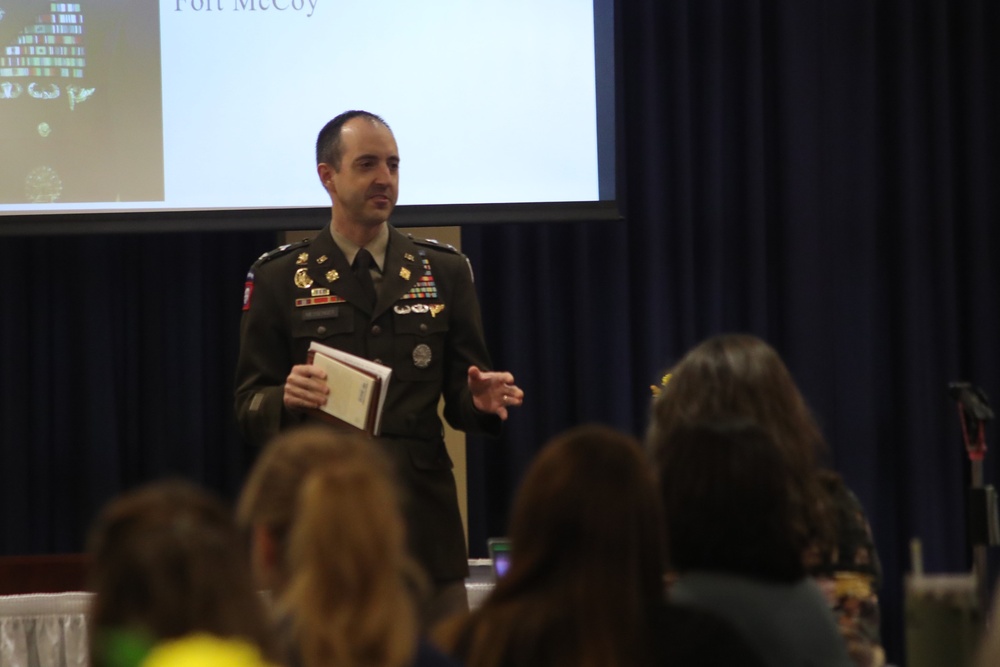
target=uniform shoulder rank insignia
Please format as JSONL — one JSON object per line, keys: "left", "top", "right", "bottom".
{"left": 407, "top": 234, "right": 475, "bottom": 282}
{"left": 253, "top": 238, "right": 312, "bottom": 268}
{"left": 409, "top": 235, "right": 461, "bottom": 256}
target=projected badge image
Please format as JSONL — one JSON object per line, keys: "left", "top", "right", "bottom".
{"left": 0, "top": 1, "right": 164, "bottom": 205}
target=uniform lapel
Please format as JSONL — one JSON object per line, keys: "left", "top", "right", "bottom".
{"left": 375, "top": 227, "right": 422, "bottom": 318}
{"left": 307, "top": 228, "right": 369, "bottom": 310}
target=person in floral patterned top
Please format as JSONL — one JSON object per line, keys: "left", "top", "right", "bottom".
{"left": 810, "top": 470, "right": 883, "bottom": 667}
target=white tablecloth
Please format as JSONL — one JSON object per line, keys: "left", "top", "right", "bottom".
{"left": 0, "top": 569, "right": 496, "bottom": 667}
{"left": 0, "top": 593, "right": 89, "bottom": 667}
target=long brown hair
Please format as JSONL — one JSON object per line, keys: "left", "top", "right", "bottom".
{"left": 237, "top": 425, "right": 421, "bottom": 667}
{"left": 648, "top": 333, "right": 834, "bottom": 553}
{"left": 86, "top": 480, "right": 276, "bottom": 667}
{"left": 657, "top": 418, "right": 806, "bottom": 582}
{"left": 437, "top": 424, "right": 664, "bottom": 667}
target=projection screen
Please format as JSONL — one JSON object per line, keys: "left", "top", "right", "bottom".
{"left": 0, "top": 0, "right": 618, "bottom": 233}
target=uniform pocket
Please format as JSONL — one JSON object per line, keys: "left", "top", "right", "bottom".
{"left": 393, "top": 306, "right": 447, "bottom": 381}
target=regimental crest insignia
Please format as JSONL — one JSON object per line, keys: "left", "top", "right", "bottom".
{"left": 294, "top": 268, "right": 313, "bottom": 289}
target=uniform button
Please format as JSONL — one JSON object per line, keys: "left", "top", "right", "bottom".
{"left": 419, "top": 323, "right": 428, "bottom": 333}
{"left": 316, "top": 325, "right": 327, "bottom": 335}
{"left": 371, "top": 324, "right": 382, "bottom": 336}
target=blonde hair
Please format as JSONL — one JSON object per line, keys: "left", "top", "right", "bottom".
{"left": 237, "top": 426, "right": 420, "bottom": 667}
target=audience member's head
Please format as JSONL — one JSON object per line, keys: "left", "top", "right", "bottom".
{"left": 656, "top": 418, "right": 805, "bottom": 582}
{"left": 503, "top": 423, "right": 664, "bottom": 601}
{"left": 86, "top": 479, "right": 276, "bottom": 667}
{"left": 648, "top": 333, "right": 832, "bottom": 550}
{"left": 436, "top": 424, "right": 664, "bottom": 667}
{"left": 237, "top": 425, "right": 422, "bottom": 667}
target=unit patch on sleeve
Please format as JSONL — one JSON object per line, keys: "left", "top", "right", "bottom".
{"left": 242, "top": 268, "right": 255, "bottom": 311}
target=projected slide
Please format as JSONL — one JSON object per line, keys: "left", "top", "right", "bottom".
{"left": 1, "top": 0, "right": 602, "bottom": 217}
{"left": 0, "top": 2, "right": 164, "bottom": 205}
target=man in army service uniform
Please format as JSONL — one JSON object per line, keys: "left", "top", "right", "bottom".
{"left": 234, "top": 110, "right": 524, "bottom": 624}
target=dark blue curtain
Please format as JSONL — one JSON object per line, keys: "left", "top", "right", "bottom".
{"left": 1, "top": 1, "right": 998, "bottom": 664}
{"left": 0, "top": 230, "right": 277, "bottom": 551}
{"left": 465, "top": 1, "right": 1000, "bottom": 665}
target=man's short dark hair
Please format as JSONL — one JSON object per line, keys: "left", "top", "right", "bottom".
{"left": 315, "top": 110, "right": 390, "bottom": 169}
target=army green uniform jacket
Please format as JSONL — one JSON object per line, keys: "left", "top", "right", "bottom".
{"left": 235, "top": 224, "right": 501, "bottom": 581}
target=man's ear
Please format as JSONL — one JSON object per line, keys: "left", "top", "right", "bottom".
{"left": 317, "top": 163, "right": 336, "bottom": 192}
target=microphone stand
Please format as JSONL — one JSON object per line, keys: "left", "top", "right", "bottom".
{"left": 949, "top": 382, "right": 997, "bottom": 616}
